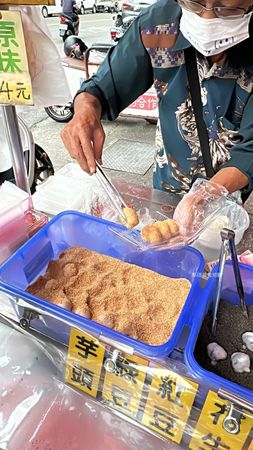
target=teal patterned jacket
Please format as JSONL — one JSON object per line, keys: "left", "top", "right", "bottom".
{"left": 78, "top": 0, "right": 253, "bottom": 194}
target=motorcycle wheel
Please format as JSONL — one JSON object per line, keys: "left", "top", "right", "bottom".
{"left": 42, "top": 6, "right": 49, "bottom": 17}
{"left": 31, "top": 144, "right": 54, "bottom": 194}
{"left": 44, "top": 105, "right": 73, "bottom": 123}
{"left": 92, "top": 5, "right": 97, "bottom": 13}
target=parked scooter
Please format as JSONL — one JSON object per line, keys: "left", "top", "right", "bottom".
{"left": 110, "top": 13, "right": 135, "bottom": 42}
{"left": 45, "top": 37, "right": 158, "bottom": 124}
{"left": 45, "top": 36, "right": 88, "bottom": 122}
{"left": 59, "top": 12, "right": 79, "bottom": 42}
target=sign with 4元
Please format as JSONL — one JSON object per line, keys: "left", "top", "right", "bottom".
{"left": 0, "top": 10, "right": 33, "bottom": 105}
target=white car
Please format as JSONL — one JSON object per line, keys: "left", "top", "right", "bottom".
{"left": 76, "top": 0, "right": 97, "bottom": 14}
{"left": 41, "top": 0, "right": 62, "bottom": 17}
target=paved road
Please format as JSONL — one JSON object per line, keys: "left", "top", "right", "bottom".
{"left": 46, "top": 12, "right": 114, "bottom": 53}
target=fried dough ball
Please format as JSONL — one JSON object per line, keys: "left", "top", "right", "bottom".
{"left": 153, "top": 220, "right": 172, "bottom": 238}
{"left": 165, "top": 218, "right": 179, "bottom": 235}
{"left": 120, "top": 207, "right": 139, "bottom": 229}
{"left": 74, "top": 305, "right": 91, "bottom": 319}
{"left": 95, "top": 313, "right": 114, "bottom": 328}
{"left": 54, "top": 294, "right": 72, "bottom": 310}
{"left": 141, "top": 219, "right": 179, "bottom": 244}
{"left": 141, "top": 224, "right": 162, "bottom": 244}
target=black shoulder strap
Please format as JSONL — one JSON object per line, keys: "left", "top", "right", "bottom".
{"left": 184, "top": 46, "right": 215, "bottom": 178}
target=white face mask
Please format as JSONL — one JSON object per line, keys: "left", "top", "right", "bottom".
{"left": 180, "top": 8, "right": 252, "bottom": 56}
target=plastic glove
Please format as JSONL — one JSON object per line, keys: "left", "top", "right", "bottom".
{"left": 173, "top": 179, "right": 228, "bottom": 237}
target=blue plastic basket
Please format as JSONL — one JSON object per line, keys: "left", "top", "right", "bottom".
{"left": 0, "top": 211, "right": 204, "bottom": 358}
{"left": 185, "top": 261, "right": 253, "bottom": 403}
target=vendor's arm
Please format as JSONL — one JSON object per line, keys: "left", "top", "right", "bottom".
{"left": 211, "top": 167, "right": 248, "bottom": 193}
{"left": 61, "top": 16, "right": 153, "bottom": 173}
{"left": 211, "top": 94, "right": 253, "bottom": 194}
{"left": 174, "top": 95, "right": 253, "bottom": 235}
{"left": 76, "top": 18, "right": 153, "bottom": 120}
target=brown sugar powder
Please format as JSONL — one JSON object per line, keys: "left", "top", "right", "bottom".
{"left": 27, "top": 247, "right": 191, "bottom": 346}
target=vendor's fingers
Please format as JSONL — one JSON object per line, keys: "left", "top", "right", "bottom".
{"left": 78, "top": 131, "right": 97, "bottom": 173}
{"left": 93, "top": 127, "right": 105, "bottom": 165}
{"left": 72, "top": 135, "right": 90, "bottom": 172}
{"left": 61, "top": 129, "right": 81, "bottom": 162}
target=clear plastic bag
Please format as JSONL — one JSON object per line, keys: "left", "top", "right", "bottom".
{"left": 111, "top": 179, "right": 231, "bottom": 250}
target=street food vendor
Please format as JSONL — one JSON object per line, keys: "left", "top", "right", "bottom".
{"left": 61, "top": 0, "right": 253, "bottom": 228}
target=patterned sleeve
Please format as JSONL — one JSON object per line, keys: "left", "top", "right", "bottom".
{"left": 222, "top": 93, "right": 253, "bottom": 189}
{"left": 76, "top": 15, "right": 153, "bottom": 120}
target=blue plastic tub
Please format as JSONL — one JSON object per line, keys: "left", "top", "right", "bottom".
{"left": 185, "top": 262, "right": 253, "bottom": 403}
{"left": 0, "top": 211, "right": 204, "bottom": 358}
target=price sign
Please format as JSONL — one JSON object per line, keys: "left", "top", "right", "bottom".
{"left": 102, "top": 353, "right": 148, "bottom": 420}
{"left": 142, "top": 365, "right": 198, "bottom": 444}
{"left": 0, "top": 11, "right": 32, "bottom": 105}
{"left": 190, "top": 391, "right": 253, "bottom": 450}
{"left": 65, "top": 327, "right": 105, "bottom": 398}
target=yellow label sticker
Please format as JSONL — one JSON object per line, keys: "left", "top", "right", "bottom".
{"left": 142, "top": 366, "right": 198, "bottom": 444}
{"left": 0, "top": 11, "right": 33, "bottom": 105}
{"left": 65, "top": 327, "right": 105, "bottom": 398}
{"left": 190, "top": 391, "right": 253, "bottom": 450}
{"left": 102, "top": 353, "right": 148, "bottom": 420}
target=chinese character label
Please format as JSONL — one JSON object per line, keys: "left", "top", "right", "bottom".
{"left": 190, "top": 391, "right": 253, "bottom": 450}
{"left": 142, "top": 365, "right": 198, "bottom": 444}
{"left": 102, "top": 353, "right": 148, "bottom": 420}
{"left": 65, "top": 327, "right": 105, "bottom": 398}
{"left": 0, "top": 11, "right": 32, "bottom": 105}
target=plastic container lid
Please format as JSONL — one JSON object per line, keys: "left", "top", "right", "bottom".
{"left": 33, "top": 175, "right": 86, "bottom": 215}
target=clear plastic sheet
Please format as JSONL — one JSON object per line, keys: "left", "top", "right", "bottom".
{"left": 0, "top": 318, "right": 183, "bottom": 450}
{"left": 2, "top": 310, "right": 253, "bottom": 450}
{"left": 111, "top": 179, "right": 246, "bottom": 251}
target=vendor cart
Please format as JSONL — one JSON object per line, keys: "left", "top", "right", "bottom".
{"left": 1, "top": 4, "right": 253, "bottom": 450}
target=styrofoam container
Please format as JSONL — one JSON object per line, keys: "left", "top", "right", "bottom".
{"left": 192, "top": 203, "right": 250, "bottom": 261}
{"left": 0, "top": 211, "right": 204, "bottom": 358}
{"left": 33, "top": 175, "right": 85, "bottom": 215}
{"left": 57, "top": 162, "right": 91, "bottom": 180}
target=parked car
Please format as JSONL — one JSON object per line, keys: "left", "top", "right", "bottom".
{"left": 121, "top": 0, "right": 156, "bottom": 18}
{"left": 95, "top": 0, "right": 119, "bottom": 13}
{"left": 76, "top": 0, "right": 97, "bottom": 14}
{"left": 40, "top": 0, "right": 62, "bottom": 17}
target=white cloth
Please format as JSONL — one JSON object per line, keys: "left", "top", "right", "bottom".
{"left": 1, "top": 5, "right": 71, "bottom": 107}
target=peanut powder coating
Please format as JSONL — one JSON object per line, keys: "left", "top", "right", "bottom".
{"left": 27, "top": 247, "right": 191, "bottom": 345}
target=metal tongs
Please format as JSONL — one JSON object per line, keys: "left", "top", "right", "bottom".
{"left": 211, "top": 228, "right": 248, "bottom": 335}
{"left": 95, "top": 162, "right": 128, "bottom": 221}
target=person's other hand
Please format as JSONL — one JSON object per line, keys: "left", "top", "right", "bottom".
{"left": 60, "top": 92, "right": 105, "bottom": 174}
{"left": 173, "top": 179, "right": 228, "bottom": 237}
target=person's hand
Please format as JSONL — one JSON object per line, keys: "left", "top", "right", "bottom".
{"left": 173, "top": 179, "right": 228, "bottom": 237}
{"left": 60, "top": 92, "right": 105, "bottom": 174}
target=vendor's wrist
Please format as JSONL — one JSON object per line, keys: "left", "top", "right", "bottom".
{"left": 211, "top": 167, "right": 249, "bottom": 193}
{"left": 74, "top": 92, "right": 102, "bottom": 117}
